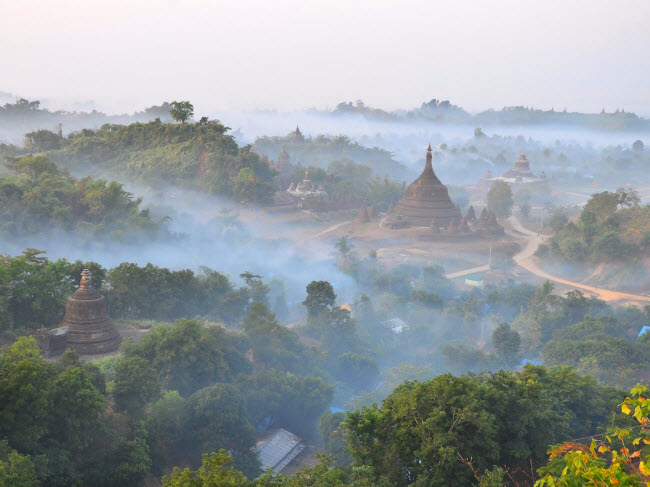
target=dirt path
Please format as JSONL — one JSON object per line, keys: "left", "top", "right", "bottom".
{"left": 445, "top": 264, "right": 490, "bottom": 279}
{"left": 508, "top": 215, "right": 650, "bottom": 304}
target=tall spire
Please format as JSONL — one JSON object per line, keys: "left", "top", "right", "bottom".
{"left": 425, "top": 144, "right": 433, "bottom": 171}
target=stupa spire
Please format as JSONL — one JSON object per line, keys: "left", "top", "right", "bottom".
{"left": 79, "top": 268, "right": 92, "bottom": 289}
{"left": 425, "top": 144, "right": 433, "bottom": 171}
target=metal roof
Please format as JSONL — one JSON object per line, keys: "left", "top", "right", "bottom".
{"left": 256, "top": 428, "right": 304, "bottom": 473}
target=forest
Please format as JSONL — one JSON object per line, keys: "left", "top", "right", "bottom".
{"left": 1, "top": 240, "right": 650, "bottom": 485}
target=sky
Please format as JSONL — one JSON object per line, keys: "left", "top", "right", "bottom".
{"left": 1, "top": 0, "right": 649, "bottom": 115}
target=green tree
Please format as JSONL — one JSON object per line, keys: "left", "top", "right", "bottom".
{"left": 0, "top": 337, "right": 53, "bottom": 451}
{"left": 346, "top": 375, "right": 499, "bottom": 486}
{"left": 584, "top": 191, "right": 619, "bottom": 222}
{"left": 162, "top": 450, "right": 248, "bottom": 487}
{"left": 318, "top": 411, "right": 353, "bottom": 466}
{"left": 303, "top": 281, "right": 336, "bottom": 321}
{"left": 122, "top": 319, "right": 249, "bottom": 396}
{"left": 184, "top": 384, "right": 258, "bottom": 474}
{"left": 491, "top": 322, "right": 521, "bottom": 366}
{"left": 169, "top": 101, "right": 194, "bottom": 124}
{"left": 0, "top": 450, "right": 39, "bottom": 487}
{"left": 47, "top": 366, "right": 106, "bottom": 452}
{"left": 334, "top": 353, "right": 378, "bottom": 391}
{"left": 487, "top": 180, "right": 514, "bottom": 219}
{"left": 236, "top": 369, "right": 333, "bottom": 438}
{"left": 112, "top": 356, "right": 162, "bottom": 416}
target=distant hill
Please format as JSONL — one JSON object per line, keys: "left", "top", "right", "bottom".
{"left": 36, "top": 120, "right": 277, "bottom": 204}
{"left": 329, "top": 98, "right": 650, "bottom": 131}
{"left": 253, "top": 128, "right": 405, "bottom": 178}
{"left": 0, "top": 98, "right": 173, "bottom": 144}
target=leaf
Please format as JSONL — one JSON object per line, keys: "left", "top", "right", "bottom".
{"left": 621, "top": 404, "right": 631, "bottom": 415}
{"left": 639, "top": 461, "right": 650, "bottom": 476}
{"left": 630, "top": 450, "right": 641, "bottom": 458}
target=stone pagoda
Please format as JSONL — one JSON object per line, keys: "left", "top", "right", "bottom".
{"left": 62, "top": 269, "right": 121, "bottom": 355}
{"left": 503, "top": 153, "right": 537, "bottom": 179}
{"left": 389, "top": 145, "right": 461, "bottom": 228}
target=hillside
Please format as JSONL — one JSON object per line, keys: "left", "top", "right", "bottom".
{"left": 38, "top": 120, "right": 277, "bottom": 204}
{"left": 253, "top": 129, "right": 405, "bottom": 179}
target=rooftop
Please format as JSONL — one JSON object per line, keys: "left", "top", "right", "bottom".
{"left": 256, "top": 428, "right": 305, "bottom": 473}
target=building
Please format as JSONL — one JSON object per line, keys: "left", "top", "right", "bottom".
{"left": 270, "top": 145, "right": 293, "bottom": 186}
{"left": 386, "top": 145, "right": 461, "bottom": 228}
{"left": 255, "top": 428, "right": 305, "bottom": 474}
{"left": 464, "top": 274, "right": 484, "bottom": 288}
{"left": 286, "top": 170, "right": 327, "bottom": 199}
{"left": 62, "top": 269, "right": 122, "bottom": 355}
{"left": 483, "top": 153, "right": 546, "bottom": 185}
{"left": 386, "top": 317, "right": 410, "bottom": 334}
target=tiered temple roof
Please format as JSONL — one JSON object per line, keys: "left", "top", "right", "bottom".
{"left": 503, "top": 153, "right": 536, "bottom": 179}
{"left": 391, "top": 145, "right": 461, "bottom": 227}
{"left": 62, "top": 269, "right": 121, "bottom": 355}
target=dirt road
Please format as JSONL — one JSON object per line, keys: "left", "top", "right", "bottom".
{"left": 507, "top": 215, "right": 650, "bottom": 304}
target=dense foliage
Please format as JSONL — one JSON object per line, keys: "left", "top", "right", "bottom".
{"left": 0, "top": 155, "right": 163, "bottom": 240}
{"left": 42, "top": 120, "right": 276, "bottom": 203}
{"left": 537, "top": 189, "right": 650, "bottom": 262}
{"left": 254, "top": 131, "right": 405, "bottom": 179}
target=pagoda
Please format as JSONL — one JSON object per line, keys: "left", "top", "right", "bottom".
{"left": 503, "top": 154, "right": 537, "bottom": 179}
{"left": 62, "top": 269, "right": 122, "bottom": 355}
{"left": 390, "top": 145, "right": 461, "bottom": 227}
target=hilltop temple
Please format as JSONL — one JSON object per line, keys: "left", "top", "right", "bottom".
{"left": 386, "top": 145, "right": 462, "bottom": 228}
{"left": 62, "top": 269, "right": 122, "bottom": 355}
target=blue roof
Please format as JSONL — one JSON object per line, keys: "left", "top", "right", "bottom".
{"left": 638, "top": 326, "right": 650, "bottom": 337}
{"left": 521, "top": 359, "right": 543, "bottom": 366}
{"left": 329, "top": 407, "right": 344, "bottom": 413}
{"left": 465, "top": 274, "right": 483, "bottom": 281}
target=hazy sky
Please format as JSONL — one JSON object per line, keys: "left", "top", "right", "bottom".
{"left": 2, "top": 0, "right": 649, "bottom": 115}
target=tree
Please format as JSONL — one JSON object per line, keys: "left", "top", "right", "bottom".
{"left": 491, "top": 322, "right": 521, "bottom": 366}
{"left": 0, "top": 450, "right": 39, "bottom": 487}
{"left": 0, "top": 337, "right": 53, "bottom": 452}
{"left": 536, "top": 385, "right": 650, "bottom": 486}
{"left": 318, "top": 411, "right": 353, "bottom": 466}
{"left": 346, "top": 375, "right": 499, "bottom": 486}
{"left": 236, "top": 369, "right": 333, "bottom": 438}
{"left": 47, "top": 366, "right": 106, "bottom": 452}
{"left": 615, "top": 187, "right": 641, "bottom": 208}
{"left": 183, "top": 384, "right": 258, "bottom": 474}
{"left": 303, "top": 281, "right": 336, "bottom": 321}
{"left": 242, "top": 302, "right": 311, "bottom": 373}
{"left": 487, "top": 180, "right": 514, "bottom": 219}
{"left": 632, "top": 139, "right": 644, "bottom": 152}
{"left": 334, "top": 353, "right": 379, "bottom": 391}
{"left": 584, "top": 191, "right": 619, "bottom": 222}
{"left": 169, "top": 101, "right": 194, "bottom": 124}
{"left": 112, "top": 356, "right": 162, "bottom": 416}
{"left": 122, "top": 319, "right": 249, "bottom": 397}
{"left": 162, "top": 450, "right": 248, "bottom": 487}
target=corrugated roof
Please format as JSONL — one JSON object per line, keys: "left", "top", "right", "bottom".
{"left": 256, "top": 428, "right": 304, "bottom": 473}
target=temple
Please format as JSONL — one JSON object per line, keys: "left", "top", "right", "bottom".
{"left": 270, "top": 145, "right": 293, "bottom": 186}
{"left": 287, "top": 170, "right": 327, "bottom": 198}
{"left": 289, "top": 125, "right": 305, "bottom": 142}
{"left": 483, "top": 153, "right": 545, "bottom": 185}
{"left": 62, "top": 269, "right": 122, "bottom": 355}
{"left": 387, "top": 145, "right": 461, "bottom": 228}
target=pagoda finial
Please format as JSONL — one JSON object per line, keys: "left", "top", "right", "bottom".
{"left": 79, "top": 268, "right": 92, "bottom": 290}
{"left": 425, "top": 145, "right": 433, "bottom": 171}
